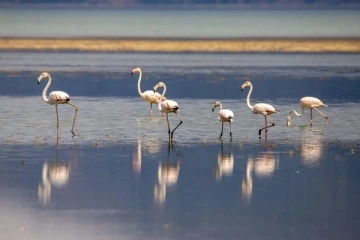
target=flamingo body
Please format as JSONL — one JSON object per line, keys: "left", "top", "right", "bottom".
{"left": 252, "top": 103, "right": 279, "bottom": 116}
{"left": 286, "top": 96, "right": 328, "bottom": 126}
{"left": 160, "top": 99, "right": 179, "bottom": 114}
{"left": 47, "top": 91, "right": 71, "bottom": 105}
{"left": 241, "top": 81, "right": 279, "bottom": 138}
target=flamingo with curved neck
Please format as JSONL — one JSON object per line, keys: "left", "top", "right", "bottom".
{"left": 212, "top": 101, "right": 234, "bottom": 139}
{"left": 241, "top": 81, "right": 279, "bottom": 138}
{"left": 131, "top": 67, "right": 166, "bottom": 117}
{"left": 38, "top": 72, "right": 78, "bottom": 138}
{"left": 286, "top": 96, "right": 328, "bottom": 127}
{"left": 153, "top": 82, "right": 183, "bottom": 141}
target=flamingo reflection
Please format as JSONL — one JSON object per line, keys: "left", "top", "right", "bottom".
{"left": 242, "top": 148, "right": 278, "bottom": 203}
{"left": 38, "top": 142, "right": 71, "bottom": 205}
{"left": 132, "top": 139, "right": 142, "bottom": 177}
{"left": 154, "top": 144, "right": 181, "bottom": 206}
{"left": 299, "top": 131, "right": 324, "bottom": 167}
{"left": 213, "top": 142, "right": 234, "bottom": 182}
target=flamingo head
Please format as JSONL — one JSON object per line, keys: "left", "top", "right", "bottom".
{"left": 321, "top": 101, "right": 328, "bottom": 107}
{"left": 241, "top": 81, "right": 252, "bottom": 91}
{"left": 131, "top": 67, "right": 141, "bottom": 75}
{"left": 153, "top": 82, "right": 166, "bottom": 92}
{"left": 38, "top": 72, "right": 50, "bottom": 84}
{"left": 212, "top": 101, "right": 221, "bottom": 112}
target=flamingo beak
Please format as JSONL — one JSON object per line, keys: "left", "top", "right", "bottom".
{"left": 212, "top": 108, "right": 215, "bottom": 112}
{"left": 241, "top": 87, "right": 244, "bottom": 91}
{"left": 153, "top": 89, "right": 156, "bottom": 93}
{"left": 131, "top": 71, "right": 134, "bottom": 75}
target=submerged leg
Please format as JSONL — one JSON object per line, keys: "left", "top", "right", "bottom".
{"left": 219, "top": 122, "right": 224, "bottom": 139}
{"left": 166, "top": 113, "right": 171, "bottom": 141}
{"left": 229, "top": 122, "right": 232, "bottom": 139}
{"left": 55, "top": 104, "right": 59, "bottom": 138}
{"left": 314, "top": 107, "right": 328, "bottom": 125}
{"left": 68, "top": 103, "right": 78, "bottom": 137}
{"left": 150, "top": 103, "right": 153, "bottom": 118}
{"left": 170, "top": 112, "right": 183, "bottom": 141}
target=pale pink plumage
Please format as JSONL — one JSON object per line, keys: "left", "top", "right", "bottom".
{"left": 212, "top": 101, "right": 234, "bottom": 139}
{"left": 38, "top": 72, "right": 78, "bottom": 137}
{"left": 132, "top": 67, "right": 166, "bottom": 117}
{"left": 241, "top": 81, "right": 279, "bottom": 138}
{"left": 286, "top": 96, "right": 328, "bottom": 126}
{"left": 153, "top": 82, "right": 182, "bottom": 141}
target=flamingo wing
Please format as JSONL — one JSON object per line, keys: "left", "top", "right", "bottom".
{"left": 49, "top": 91, "right": 70, "bottom": 104}
{"left": 253, "top": 103, "right": 279, "bottom": 115}
{"left": 143, "top": 90, "right": 166, "bottom": 104}
{"left": 301, "top": 97, "right": 325, "bottom": 108}
{"left": 218, "top": 109, "right": 234, "bottom": 122}
{"left": 161, "top": 100, "right": 179, "bottom": 113}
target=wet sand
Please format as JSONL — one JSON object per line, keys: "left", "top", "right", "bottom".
{"left": 1, "top": 38, "right": 360, "bottom": 52}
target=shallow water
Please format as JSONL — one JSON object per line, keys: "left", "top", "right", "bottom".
{"left": 0, "top": 52, "right": 359, "bottom": 239}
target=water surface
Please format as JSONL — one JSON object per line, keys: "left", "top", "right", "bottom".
{"left": 0, "top": 51, "right": 359, "bottom": 240}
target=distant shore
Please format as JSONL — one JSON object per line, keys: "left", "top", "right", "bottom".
{"left": 1, "top": 38, "right": 360, "bottom": 53}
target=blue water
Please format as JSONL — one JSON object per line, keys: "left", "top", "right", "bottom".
{"left": 0, "top": 51, "right": 360, "bottom": 240}
{"left": 1, "top": 9, "right": 360, "bottom": 38}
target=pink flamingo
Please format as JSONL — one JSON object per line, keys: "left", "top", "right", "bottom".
{"left": 212, "top": 101, "right": 234, "bottom": 139}
{"left": 241, "top": 81, "right": 279, "bottom": 138}
{"left": 38, "top": 72, "right": 78, "bottom": 138}
{"left": 132, "top": 67, "right": 166, "bottom": 117}
{"left": 153, "top": 82, "right": 183, "bottom": 141}
{"left": 286, "top": 96, "right": 328, "bottom": 127}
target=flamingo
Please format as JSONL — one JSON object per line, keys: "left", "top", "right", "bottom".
{"left": 153, "top": 82, "right": 183, "bottom": 141}
{"left": 241, "top": 81, "right": 279, "bottom": 138}
{"left": 38, "top": 72, "right": 78, "bottom": 138}
{"left": 212, "top": 101, "right": 234, "bottom": 139}
{"left": 286, "top": 97, "right": 328, "bottom": 127}
{"left": 131, "top": 67, "right": 166, "bottom": 117}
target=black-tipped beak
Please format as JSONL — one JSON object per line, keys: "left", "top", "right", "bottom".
{"left": 241, "top": 88, "right": 244, "bottom": 91}
{"left": 131, "top": 72, "right": 134, "bottom": 75}
{"left": 153, "top": 89, "right": 156, "bottom": 93}
{"left": 212, "top": 108, "right": 215, "bottom": 112}
{"left": 37, "top": 81, "right": 40, "bottom": 85}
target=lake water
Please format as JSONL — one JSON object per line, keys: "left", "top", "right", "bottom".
{"left": 0, "top": 51, "right": 360, "bottom": 240}
{"left": 1, "top": 8, "right": 360, "bottom": 38}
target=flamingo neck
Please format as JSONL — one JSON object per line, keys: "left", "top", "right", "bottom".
{"left": 288, "top": 108, "right": 304, "bottom": 117}
{"left": 137, "top": 69, "right": 144, "bottom": 97}
{"left": 218, "top": 102, "right": 223, "bottom": 110}
{"left": 158, "top": 84, "right": 166, "bottom": 111}
{"left": 246, "top": 84, "right": 254, "bottom": 111}
{"left": 42, "top": 76, "right": 51, "bottom": 103}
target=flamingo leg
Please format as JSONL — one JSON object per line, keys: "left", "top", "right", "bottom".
{"left": 166, "top": 113, "right": 171, "bottom": 141}
{"left": 170, "top": 112, "right": 183, "bottom": 141}
{"left": 259, "top": 115, "right": 275, "bottom": 138}
{"left": 55, "top": 104, "right": 59, "bottom": 138}
{"left": 150, "top": 103, "right": 153, "bottom": 118}
{"left": 68, "top": 103, "right": 78, "bottom": 136}
{"left": 310, "top": 109, "right": 313, "bottom": 126}
{"left": 313, "top": 107, "right": 329, "bottom": 125}
{"left": 229, "top": 122, "right": 232, "bottom": 139}
{"left": 219, "top": 122, "right": 224, "bottom": 139}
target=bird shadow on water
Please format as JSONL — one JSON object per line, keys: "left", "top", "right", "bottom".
{"left": 38, "top": 139, "right": 77, "bottom": 206}
{"left": 153, "top": 142, "right": 182, "bottom": 207}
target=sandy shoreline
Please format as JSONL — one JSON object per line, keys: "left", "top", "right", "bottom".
{"left": 1, "top": 38, "right": 360, "bottom": 53}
